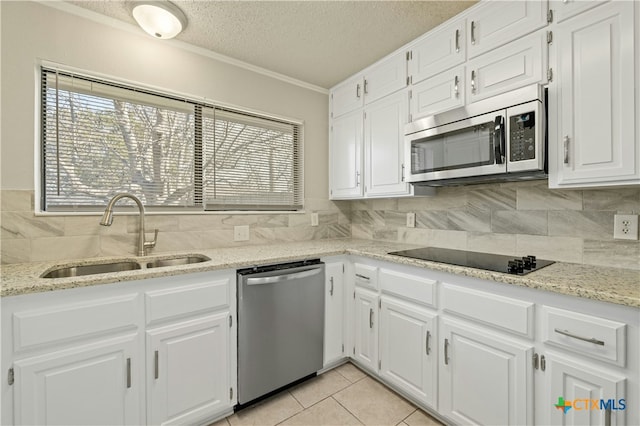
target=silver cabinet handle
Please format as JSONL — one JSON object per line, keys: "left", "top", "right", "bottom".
{"left": 444, "top": 338, "right": 450, "bottom": 365}
{"left": 126, "top": 358, "right": 132, "bottom": 388}
{"left": 426, "top": 331, "right": 431, "bottom": 355}
{"left": 154, "top": 350, "right": 159, "bottom": 379}
{"left": 455, "top": 29, "right": 460, "bottom": 52}
{"left": 563, "top": 136, "right": 570, "bottom": 164}
{"left": 364, "top": 79, "right": 368, "bottom": 95}
{"left": 355, "top": 273, "right": 370, "bottom": 281}
{"left": 554, "top": 328, "right": 605, "bottom": 346}
{"left": 454, "top": 75, "right": 459, "bottom": 97}
{"left": 356, "top": 83, "right": 361, "bottom": 98}
{"left": 356, "top": 171, "right": 360, "bottom": 186}
{"left": 401, "top": 164, "right": 405, "bottom": 181}
{"left": 471, "top": 21, "right": 476, "bottom": 45}
{"left": 369, "top": 308, "right": 374, "bottom": 329}
{"left": 471, "top": 70, "right": 476, "bottom": 94}
{"left": 329, "top": 277, "right": 334, "bottom": 296}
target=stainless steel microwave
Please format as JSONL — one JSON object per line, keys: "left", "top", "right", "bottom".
{"left": 405, "top": 85, "right": 547, "bottom": 186}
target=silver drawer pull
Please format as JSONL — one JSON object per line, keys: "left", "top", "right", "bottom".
{"left": 355, "top": 273, "right": 370, "bottom": 281}
{"left": 329, "top": 277, "right": 334, "bottom": 296}
{"left": 369, "top": 308, "right": 374, "bottom": 329}
{"left": 554, "top": 328, "right": 605, "bottom": 346}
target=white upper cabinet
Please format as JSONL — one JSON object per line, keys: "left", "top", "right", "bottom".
{"left": 466, "top": 0, "right": 548, "bottom": 59}
{"left": 364, "top": 90, "right": 411, "bottom": 197}
{"left": 330, "top": 109, "right": 363, "bottom": 199}
{"left": 331, "top": 52, "right": 408, "bottom": 119}
{"left": 549, "top": 1, "right": 638, "bottom": 187}
{"left": 409, "top": 17, "right": 466, "bottom": 85}
{"left": 364, "top": 51, "right": 408, "bottom": 105}
{"left": 411, "top": 66, "right": 466, "bottom": 120}
{"left": 467, "top": 31, "right": 546, "bottom": 104}
{"left": 331, "top": 74, "right": 365, "bottom": 119}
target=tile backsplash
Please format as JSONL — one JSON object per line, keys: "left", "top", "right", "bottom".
{"left": 2, "top": 181, "right": 639, "bottom": 270}
{"left": 0, "top": 190, "right": 351, "bottom": 264}
{"left": 351, "top": 181, "right": 640, "bottom": 270}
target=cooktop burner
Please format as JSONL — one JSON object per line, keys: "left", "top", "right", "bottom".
{"left": 388, "top": 247, "right": 554, "bottom": 275}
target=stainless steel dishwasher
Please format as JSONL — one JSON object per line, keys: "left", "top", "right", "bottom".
{"left": 237, "top": 259, "right": 325, "bottom": 406}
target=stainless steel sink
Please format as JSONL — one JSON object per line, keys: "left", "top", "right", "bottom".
{"left": 145, "top": 255, "right": 210, "bottom": 269}
{"left": 41, "top": 261, "right": 142, "bottom": 278}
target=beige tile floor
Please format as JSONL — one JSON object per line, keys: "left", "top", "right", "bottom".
{"left": 212, "top": 362, "right": 444, "bottom": 426}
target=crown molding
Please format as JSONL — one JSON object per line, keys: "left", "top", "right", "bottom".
{"left": 34, "top": 1, "right": 329, "bottom": 95}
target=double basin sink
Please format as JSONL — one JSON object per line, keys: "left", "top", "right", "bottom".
{"left": 41, "top": 255, "right": 211, "bottom": 278}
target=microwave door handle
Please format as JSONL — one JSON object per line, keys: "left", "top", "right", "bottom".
{"left": 494, "top": 116, "right": 505, "bottom": 164}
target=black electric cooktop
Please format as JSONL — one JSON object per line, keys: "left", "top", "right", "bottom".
{"left": 388, "top": 247, "right": 554, "bottom": 275}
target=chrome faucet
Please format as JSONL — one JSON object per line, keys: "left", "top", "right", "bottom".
{"left": 100, "top": 193, "right": 158, "bottom": 256}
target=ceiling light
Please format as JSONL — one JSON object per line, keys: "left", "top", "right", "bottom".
{"left": 131, "top": 1, "right": 187, "bottom": 40}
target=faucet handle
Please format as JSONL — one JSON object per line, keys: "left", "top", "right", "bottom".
{"left": 144, "top": 229, "right": 159, "bottom": 250}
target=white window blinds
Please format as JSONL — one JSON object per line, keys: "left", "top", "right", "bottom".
{"left": 203, "top": 107, "right": 303, "bottom": 211}
{"left": 41, "top": 67, "right": 303, "bottom": 212}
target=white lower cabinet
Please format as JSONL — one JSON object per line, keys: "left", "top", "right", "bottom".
{"left": 353, "top": 287, "right": 378, "bottom": 373}
{"left": 13, "top": 334, "right": 141, "bottom": 425}
{"left": 379, "top": 296, "right": 437, "bottom": 408}
{"left": 324, "top": 261, "right": 345, "bottom": 366}
{"left": 147, "top": 313, "right": 230, "bottom": 425}
{"left": 439, "top": 318, "right": 534, "bottom": 425}
{"left": 2, "top": 270, "right": 236, "bottom": 426}
{"left": 544, "top": 353, "right": 627, "bottom": 426}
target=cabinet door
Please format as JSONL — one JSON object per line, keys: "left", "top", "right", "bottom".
{"left": 331, "top": 75, "right": 364, "bottom": 118}
{"left": 467, "top": 31, "right": 545, "bottom": 104}
{"left": 467, "top": 0, "right": 547, "bottom": 59}
{"left": 364, "top": 90, "right": 411, "bottom": 197}
{"left": 364, "top": 51, "right": 408, "bottom": 105}
{"left": 439, "top": 318, "right": 533, "bottom": 425}
{"left": 550, "top": 1, "right": 638, "bottom": 187}
{"left": 324, "top": 262, "right": 344, "bottom": 366}
{"left": 410, "top": 18, "right": 466, "bottom": 84}
{"left": 147, "top": 313, "right": 230, "bottom": 425}
{"left": 545, "top": 353, "right": 626, "bottom": 426}
{"left": 353, "top": 288, "right": 378, "bottom": 373}
{"left": 330, "top": 109, "right": 363, "bottom": 199}
{"left": 411, "top": 66, "right": 465, "bottom": 120}
{"left": 379, "top": 297, "right": 437, "bottom": 408}
{"left": 13, "top": 334, "right": 141, "bottom": 425}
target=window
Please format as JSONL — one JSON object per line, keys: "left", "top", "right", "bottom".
{"left": 40, "top": 67, "right": 303, "bottom": 212}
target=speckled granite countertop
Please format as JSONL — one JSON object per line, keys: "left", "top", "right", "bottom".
{"left": 1, "top": 239, "right": 638, "bottom": 307}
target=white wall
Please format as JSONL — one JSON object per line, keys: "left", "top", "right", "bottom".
{"left": 0, "top": 1, "right": 329, "bottom": 198}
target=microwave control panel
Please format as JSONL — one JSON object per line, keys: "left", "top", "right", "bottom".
{"left": 509, "top": 112, "right": 536, "bottom": 162}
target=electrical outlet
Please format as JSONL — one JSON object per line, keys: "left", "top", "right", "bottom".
{"left": 406, "top": 212, "right": 416, "bottom": 228}
{"left": 234, "top": 225, "right": 250, "bottom": 242}
{"left": 613, "top": 214, "right": 639, "bottom": 240}
{"left": 311, "top": 213, "right": 319, "bottom": 227}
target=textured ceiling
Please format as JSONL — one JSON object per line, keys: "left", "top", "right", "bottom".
{"left": 67, "top": 1, "right": 477, "bottom": 89}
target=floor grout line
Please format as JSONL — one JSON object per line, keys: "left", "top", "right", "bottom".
{"left": 330, "top": 394, "right": 366, "bottom": 426}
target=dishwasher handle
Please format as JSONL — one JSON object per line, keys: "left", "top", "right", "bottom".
{"left": 245, "top": 267, "right": 323, "bottom": 285}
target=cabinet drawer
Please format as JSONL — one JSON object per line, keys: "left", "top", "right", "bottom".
{"left": 441, "top": 282, "right": 534, "bottom": 338}
{"left": 354, "top": 263, "right": 378, "bottom": 290}
{"left": 542, "top": 306, "right": 626, "bottom": 367}
{"left": 145, "top": 278, "right": 229, "bottom": 326}
{"left": 379, "top": 269, "right": 436, "bottom": 308}
{"left": 13, "top": 294, "right": 139, "bottom": 352}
